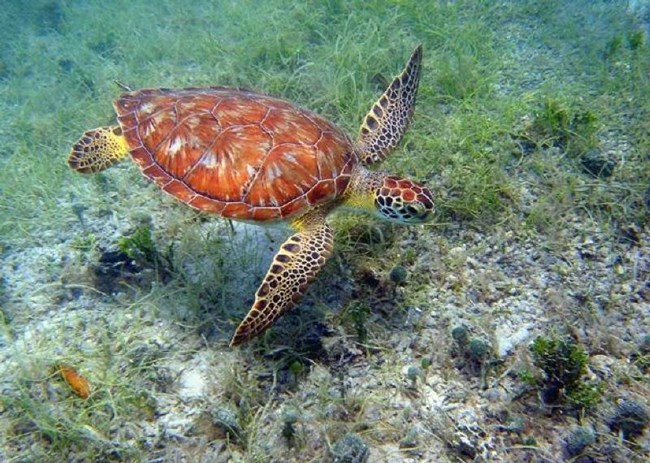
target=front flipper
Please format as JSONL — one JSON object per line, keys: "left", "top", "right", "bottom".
{"left": 356, "top": 44, "right": 423, "bottom": 165}
{"left": 230, "top": 211, "right": 333, "bottom": 346}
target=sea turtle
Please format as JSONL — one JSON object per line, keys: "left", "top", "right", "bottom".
{"left": 68, "top": 45, "right": 433, "bottom": 346}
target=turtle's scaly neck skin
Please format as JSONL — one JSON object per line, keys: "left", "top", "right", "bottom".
{"left": 343, "top": 164, "right": 434, "bottom": 224}
{"left": 341, "top": 164, "right": 384, "bottom": 212}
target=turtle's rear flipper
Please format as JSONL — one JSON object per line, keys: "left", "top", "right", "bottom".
{"left": 68, "top": 126, "right": 129, "bottom": 174}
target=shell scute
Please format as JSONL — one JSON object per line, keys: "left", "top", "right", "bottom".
{"left": 130, "top": 146, "right": 153, "bottom": 168}
{"left": 335, "top": 174, "right": 351, "bottom": 195}
{"left": 251, "top": 207, "right": 282, "bottom": 221}
{"left": 221, "top": 202, "right": 253, "bottom": 220}
{"left": 212, "top": 96, "right": 269, "bottom": 127}
{"left": 187, "top": 195, "right": 225, "bottom": 214}
{"left": 245, "top": 144, "right": 319, "bottom": 207}
{"left": 183, "top": 125, "right": 272, "bottom": 202}
{"left": 306, "top": 179, "right": 335, "bottom": 205}
{"left": 261, "top": 106, "right": 323, "bottom": 146}
{"left": 139, "top": 107, "right": 177, "bottom": 150}
{"left": 162, "top": 179, "right": 196, "bottom": 204}
{"left": 142, "top": 163, "right": 170, "bottom": 184}
{"left": 315, "top": 135, "right": 347, "bottom": 179}
{"left": 280, "top": 197, "right": 309, "bottom": 218}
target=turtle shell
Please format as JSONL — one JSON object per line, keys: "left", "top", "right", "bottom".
{"left": 114, "top": 87, "right": 357, "bottom": 222}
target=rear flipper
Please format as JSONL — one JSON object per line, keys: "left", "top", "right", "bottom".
{"left": 68, "top": 126, "right": 129, "bottom": 174}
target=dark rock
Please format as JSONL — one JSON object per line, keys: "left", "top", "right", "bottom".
{"left": 608, "top": 400, "right": 650, "bottom": 439}
{"left": 580, "top": 150, "right": 616, "bottom": 178}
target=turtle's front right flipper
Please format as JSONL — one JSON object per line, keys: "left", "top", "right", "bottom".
{"left": 230, "top": 211, "right": 333, "bottom": 346}
{"left": 68, "top": 126, "right": 129, "bottom": 174}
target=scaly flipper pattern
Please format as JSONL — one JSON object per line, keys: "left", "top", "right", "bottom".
{"left": 230, "top": 210, "right": 334, "bottom": 346}
{"left": 68, "top": 126, "right": 129, "bottom": 174}
{"left": 356, "top": 45, "right": 423, "bottom": 165}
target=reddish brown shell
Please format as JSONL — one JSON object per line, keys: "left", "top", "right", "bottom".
{"left": 114, "top": 87, "right": 357, "bottom": 221}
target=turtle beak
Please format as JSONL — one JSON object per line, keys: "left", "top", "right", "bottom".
{"left": 399, "top": 202, "right": 434, "bottom": 224}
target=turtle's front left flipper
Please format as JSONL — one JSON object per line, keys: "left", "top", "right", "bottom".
{"left": 230, "top": 211, "right": 333, "bottom": 346}
{"left": 356, "top": 45, "right": 423, "bottom": 165}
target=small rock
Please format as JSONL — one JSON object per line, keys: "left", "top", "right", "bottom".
{"left": 389, "top": 265, "right": 408, "bottom": 285}
{"left": 451, "top": 325, "right": 470, "bottom": 348}
{"left": 406, "top": 365, "right": 422, "bottom": 383}
{"left": 211, "top": 405, "right": 243, "bottom": 442}
{"left": 399, "top": 426, "right": 420, "bottom": 449}
{"left": 483, "top": 388, "right": 502, "bottom": 402}
{"left": 564, "top": 426, "right": 595, "bottom": 457}
{"left": 329, "top": 433, "right": 369, "bottom": 463}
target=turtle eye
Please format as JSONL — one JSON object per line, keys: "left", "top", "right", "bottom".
{"left": 405, "top": 205, "right": 420, "bottom": 215}
{"left": 401, "top": 202, "right": 433, "bottom": 223}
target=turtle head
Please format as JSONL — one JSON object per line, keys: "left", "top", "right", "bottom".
{"left": 374, "top": 176, "right": 434, "bottom": 224}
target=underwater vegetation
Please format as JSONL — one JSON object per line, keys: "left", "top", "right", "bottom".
{"left": 516, "top": 97, "right": 622, "bottom": 180}
{"left": 526, "top": 335, "right": 602, "bottom": 410}
{"left": 117, "top": 224, "right": 158, "bottom": 267}
{"left": 116, "top": 222, "right": 173, "bottom": 281}
{"left": 520, "top": 98, "right": 599, "bottom": 158}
